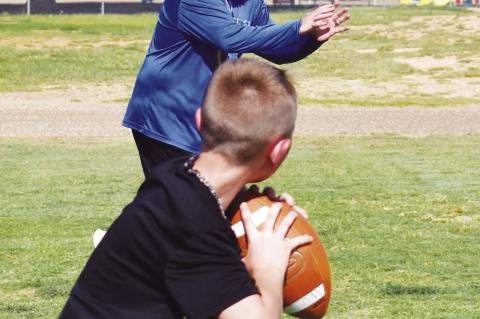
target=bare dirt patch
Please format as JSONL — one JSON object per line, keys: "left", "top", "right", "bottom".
{"left": 355, "top": 14, "right": 480, "bottom": 40}
{"left": 394, "top": 56, "right": 460, "bottom": 71}
{"left": 0, "top": 37, "right": 71, "bottom": 49}
{"left": 0, "top": 37, "right": 149, "bottom": 49}
{"left": 298, "top": 75, "right": 480, "bottom": 101}
{"left": 1, "top": 84, "right": 479, "bottom": 138}
{"left": 394, "top": 54, "right": 480, "bottom": 73}
{"left": 0, "top": 84, "right": 131, "bottom": 138}
{"left": 295, "top": 105, "right": 480, "bottom": 136}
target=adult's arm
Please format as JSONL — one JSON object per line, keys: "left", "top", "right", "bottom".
{"left": 177, "top": 0, "right": 311, "bottom": 58}
{"left": 252, "top": 2, "right": 323, "bottom": 65}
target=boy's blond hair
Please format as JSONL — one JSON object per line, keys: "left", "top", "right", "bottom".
{"left": 201, "top": 59, "right": 297, "bottom": 163}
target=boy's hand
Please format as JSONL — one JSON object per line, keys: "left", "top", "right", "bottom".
{"left": 240, "top": 203, "right": 312, "bottom": 278}
{"left": 248, "top": 185, "right": 308, "bottom": 219}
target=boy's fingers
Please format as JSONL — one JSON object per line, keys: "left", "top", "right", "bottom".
{"left": 264, "top": 203, "right": 282, "bottom": 233}
{"left": 287, "top": 235, "right": 313, "bottom": 251}
{"left": 276, "top": 211, "right": 298, "bottom": 238}
{"left": 293, "top": 205, "right": 308, "bottom": 219}
{"left": 240, "top": 203, "right": 258, "bottom": 239}
{"left": 279, "top": 192, "right": 295, "bottom": 206}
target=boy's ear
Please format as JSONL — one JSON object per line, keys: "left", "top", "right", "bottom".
{"left": 268, "top": 138, "right": 291, "bottom": 167}
{"left": 195, "top": 108, "right": 202, "bottom": 130}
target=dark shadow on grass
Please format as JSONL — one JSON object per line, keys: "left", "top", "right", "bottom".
{"left": 381, "top": 282, "right": 443, "bottom": 296}
{"left": 39, "top": 285, "right": 69, "bottom": 299}
{"left": 0, "top": 303, "right": 35, "bottom": 313}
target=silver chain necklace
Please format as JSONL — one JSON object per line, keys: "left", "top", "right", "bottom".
{"left": 184, "top": 156, "right": 226, "bottom": 219}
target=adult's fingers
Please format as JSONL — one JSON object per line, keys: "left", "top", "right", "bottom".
{"left": 335, "top": 25, "right": 350, "bottom": 34}
{"left": 335, "top": 13, "right": 350, "bottom": 26}
{"left": 311, "top": 4, "right": 335, "bottom": 15}
{"left": 275, "top": 211, "right": 298, "bottom": 238}
{"left": 263, "top": 203, "right": 282, "bottom": 233}
{"left": 287, "top": 235, "right": 313, "bottom": 251}
{"left": 320, "top": 26, "right": 348, "bottom": 42}
{"left": 333, "top": 8, "right": 349, "bottom": 23}
{"left": 316, "top": 24, "right": 332, "bottom": 32}
{"left": 336, "top": 7, "right": 349, "bottom": 17}
{"left": 262, "top": 186, "right": 276, "bottom": 199}
{"left": 317, "top": 30, "right": 332, "bottom": 42}
{"left": 240, "top": 203, "right": 258, "bottom": 240}
{"left": 248, "top": 184, "right": 260, "bottom": 194}
{"left": 312, "top": 11, "right": 334, "bottom": 22}
{"left": 313, "top": 20, "right": 329, "bottom": 28}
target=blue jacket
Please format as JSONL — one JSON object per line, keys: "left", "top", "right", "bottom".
{"left": 123, "top": 0, "right": 321, "bottom": 153}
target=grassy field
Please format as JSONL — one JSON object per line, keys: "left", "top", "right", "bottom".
{"left": 0, "top": 6, "right": 479, "bottom": 106}
{"left": 1, "top": 6, "right": 479, "bottom": 319}
{"left": 1, "top": 136, "right": 479, "bottom": 318}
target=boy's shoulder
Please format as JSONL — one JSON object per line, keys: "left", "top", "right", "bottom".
{"left": 131, "top": 156, "right": 230, "bottom": 236}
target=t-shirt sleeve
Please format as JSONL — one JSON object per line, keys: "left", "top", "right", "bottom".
{"left": 164, "top": 230, "right": 259, "bottom": 319}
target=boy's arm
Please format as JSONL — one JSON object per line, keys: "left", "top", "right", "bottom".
{"left": 164, "top": 201, "right": 310, "bottom": 319}
{"left": 219, "top": 203, "right": 312, "bottom": 319}
{"left": 218, "top": 290, "right": 281, "bottom": 318}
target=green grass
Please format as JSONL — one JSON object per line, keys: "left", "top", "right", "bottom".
{"left": 0, "top": 14, "right": 155, "bottom": 37}
{"left": 1, "top": 6, "right": 479, "bottom": 318}
{"left": 0, "top": 14, "right": 156, "bottom": 92}
{"left": 1, "top": 136, "right": 479, "bottom": 318}
{"left": 1, "top": 7, "right": 479, "bottom": 106}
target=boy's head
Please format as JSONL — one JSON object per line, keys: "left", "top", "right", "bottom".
{"left": 198, "top": 58, "right": 297, "bottom": 181}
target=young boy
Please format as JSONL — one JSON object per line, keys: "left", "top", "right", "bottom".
{"left": 60, "top": 59, "right": 312, "bottom": 319}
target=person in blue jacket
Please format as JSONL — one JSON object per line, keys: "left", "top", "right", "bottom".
{"left": 123, "top": 0, "right": 350, "bottom": 177}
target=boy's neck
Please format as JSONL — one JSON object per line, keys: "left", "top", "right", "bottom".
{"left": 193, "top": 152, "right": 251, "bottom": 209}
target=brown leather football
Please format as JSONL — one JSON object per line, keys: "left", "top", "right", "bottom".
{"left": 230, "top": 194, "right": 332, "bottom": 319}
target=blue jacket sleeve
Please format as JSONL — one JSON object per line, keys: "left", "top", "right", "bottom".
{"left": 177, "top": 0, "right": 305, "bottom": 57}
{"left": 252, "top": 2, "right": 323, "bottom": 65}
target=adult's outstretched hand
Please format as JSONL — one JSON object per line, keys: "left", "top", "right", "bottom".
{"left": 299, "top": 4, "right": 337, "bottom": 35}
{"left": 313, "top": 2, "right": 351, "bottom": 42}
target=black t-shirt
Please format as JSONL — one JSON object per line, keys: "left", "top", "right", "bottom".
{"left": 60, "top": 156, "right": 258, "bottom": 319}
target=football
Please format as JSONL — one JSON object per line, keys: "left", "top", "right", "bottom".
{"left": 230, "top": 194, "right": 331, "bottom": 319}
